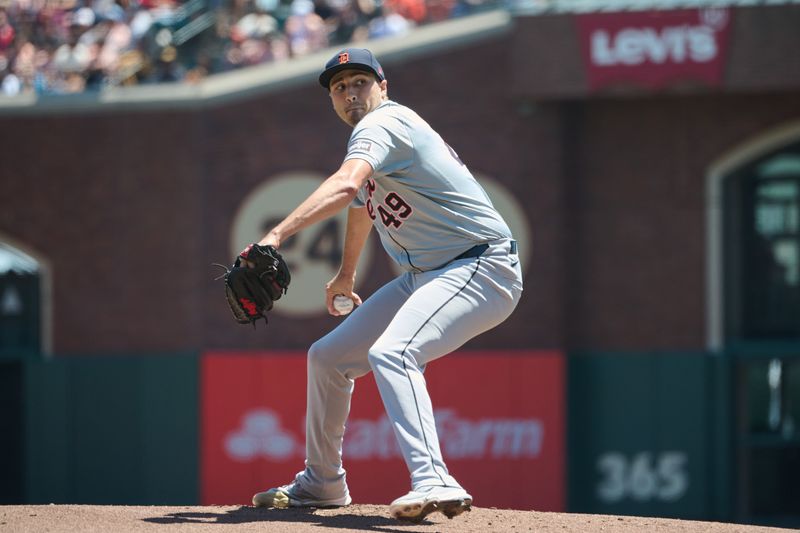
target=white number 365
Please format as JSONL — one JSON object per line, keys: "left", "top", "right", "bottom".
{"left": 596, "top": 451, "right": 689, "bottom": 503}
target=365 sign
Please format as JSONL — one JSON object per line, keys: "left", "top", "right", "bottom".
{"left": 575, "top": 9, "right": 732, "bottom": 91}
{"left": 596, "top": 451, "right": 689, "bottom": 503}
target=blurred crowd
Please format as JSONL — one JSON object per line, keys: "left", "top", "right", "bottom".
{"left": 0, "top": 0, "right": 501, "bottom": 95}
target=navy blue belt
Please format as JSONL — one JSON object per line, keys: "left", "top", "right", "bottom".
{"left": 453, "top": 243, "right": 489, "bottom": 261}
{"left": 453, "top": 240, "right": 517, "bottom": 262}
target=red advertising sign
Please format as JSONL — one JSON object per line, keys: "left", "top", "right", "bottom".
{"left": 201, "top": 350, "right": 565, "bottom": 511}
{"left": 575, "top": 8, "right": 732, "bottom": 91}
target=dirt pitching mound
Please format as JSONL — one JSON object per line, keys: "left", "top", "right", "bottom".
{"left": 1, "top": 504, "right": 795, "bottom": 533}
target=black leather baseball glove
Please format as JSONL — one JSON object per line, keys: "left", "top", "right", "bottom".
{"left": 217, "top": 243, "right": 290, "bottom": 326}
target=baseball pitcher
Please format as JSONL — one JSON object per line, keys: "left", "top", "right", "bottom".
{"left": 246, "top": 48, "right": 523, "bottom": 522}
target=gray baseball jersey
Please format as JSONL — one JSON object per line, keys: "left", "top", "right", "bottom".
{"left": 346, "top": 100, "right": 512, "bottom": 271}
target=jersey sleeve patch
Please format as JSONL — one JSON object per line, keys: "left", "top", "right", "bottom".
{"left": 345, "top": 136, "right": 382, "bottom": 173}
{"left": 345, "top": 107, "right": 411, "bottom": 177}
{"left": 348, "top": 139, "right": 373, "bottom": 153}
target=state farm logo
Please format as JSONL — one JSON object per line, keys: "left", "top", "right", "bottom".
{"left": 225, "top": 409, "right": 302, "bottom": 461}
{"left": 590, "top": 22, "right": 719, "bottom": 66}
{"left": 224, "top": 407, "right": 544, "bottom": 462}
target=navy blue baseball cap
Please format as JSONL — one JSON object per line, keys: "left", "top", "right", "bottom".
{"left": 319, "top": 48, "right": 385, "bottom": 89}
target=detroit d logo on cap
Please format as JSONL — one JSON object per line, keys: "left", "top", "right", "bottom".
{"left": 338, "top": 52, "right": 349, "bottom": 64}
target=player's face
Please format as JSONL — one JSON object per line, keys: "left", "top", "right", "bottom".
{"left": 328, "top": 70, "right": 388, "bottom": 127}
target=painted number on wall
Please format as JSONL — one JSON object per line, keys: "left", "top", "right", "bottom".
{"left": 596, "top": 452, "right": 688, "bottom": 503}
{"left": 230, "top": 173, "right": 374, "bottom": 317}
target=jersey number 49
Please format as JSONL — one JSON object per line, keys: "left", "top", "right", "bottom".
{"left": 365, "top": 179, "right": 413, "bottom": 229}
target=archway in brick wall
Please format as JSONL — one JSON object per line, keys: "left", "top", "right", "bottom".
{"left": 1, "top": 243, "right": 41, "bottom": 356}
{"left": 0, "top": 238, "right": 51, "bottom": 357}
{"left": 0, "top": 238, "right": 50, "bottom": 504}
{"left": 706, "top": 120, "right": 800, "bottom": 525}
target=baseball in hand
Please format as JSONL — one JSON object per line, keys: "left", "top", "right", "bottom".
{"left": 333, "top": 295, "right": 354, "bottom": 315}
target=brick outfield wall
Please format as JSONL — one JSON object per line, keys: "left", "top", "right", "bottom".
{"left": 1, "top": 9, "right": 799, "bottom": 355}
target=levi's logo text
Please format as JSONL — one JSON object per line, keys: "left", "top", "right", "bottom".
{"left": 364, "top": 178, "right": 413, "bottom": 229}
{"left": 338, "top": 52, "right": 349, "bottom": 64}
{"left": 575, "top": 8, "right": 731, "bottom": 90}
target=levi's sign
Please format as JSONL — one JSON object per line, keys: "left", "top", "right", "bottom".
{"left": 575, "top": 8, "right": 732, "bottom": 91}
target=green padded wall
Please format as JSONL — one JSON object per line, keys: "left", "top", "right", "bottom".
{"left": 24, "top": 354, "right": 199, "bottom": 504}
{"left": 568, "top": 353, "right": 729, "bottom": 520}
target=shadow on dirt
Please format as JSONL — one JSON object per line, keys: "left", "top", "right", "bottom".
{"left": 142, "top": 506, "right": 428, "bottom": 532}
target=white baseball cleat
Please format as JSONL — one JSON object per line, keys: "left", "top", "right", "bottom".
{"left": 389, "top": 485, "right": 472, "bottom": 522}
{"left": 252, "top": 478, "right": 351, "bottom": 508}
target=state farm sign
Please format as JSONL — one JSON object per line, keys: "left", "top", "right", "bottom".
{"left": 575, "top": 8, "right": 732, "bottom": 91}
{"left": 201, "top": 351, "right": 565, "bottom": 511}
